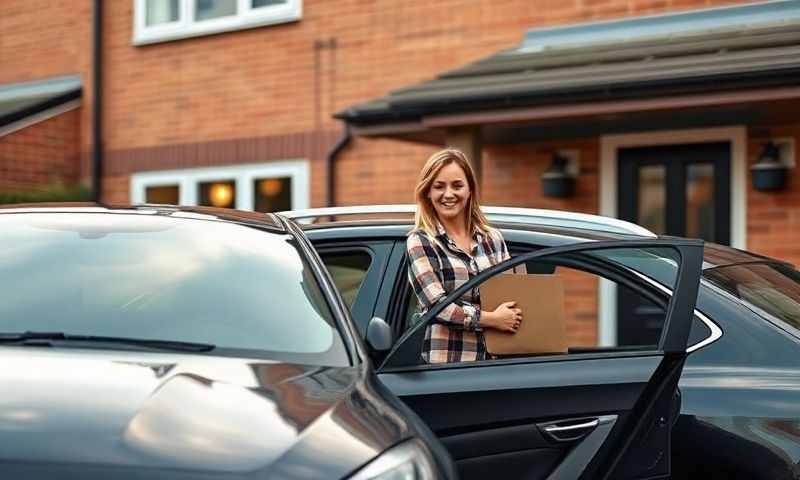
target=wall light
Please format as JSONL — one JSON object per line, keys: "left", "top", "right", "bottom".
{"left": 751, "top": 141, "right": 789, "bottom": 192}
{"left": 542, "top": 151, "right": 578, "bottom": 198}
{"left": 209, "top": 183, "right": 234, "bottom": 207}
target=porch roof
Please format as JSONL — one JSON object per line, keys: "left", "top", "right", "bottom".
{"left": 0, "top": 75, "right": 82, "bottom": 133}
{"left": 335, "top": 1, "right": 800, "bottom": 137}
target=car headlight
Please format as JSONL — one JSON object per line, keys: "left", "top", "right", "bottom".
{"left": 349, "top": 439, "right": 437, "bottom": 480}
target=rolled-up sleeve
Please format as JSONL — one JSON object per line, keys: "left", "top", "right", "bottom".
{"left": 491, "top": 228, "right": 511, "bottom": 264}
{"left": 406, "top": 232, "right": 482, "bottom": 331}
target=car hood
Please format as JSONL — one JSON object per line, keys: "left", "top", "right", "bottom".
{"left": 0, "top": 347, "right": 406, "bottom": 478}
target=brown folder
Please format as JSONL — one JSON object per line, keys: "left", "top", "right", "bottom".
{"left": 481, "top": 274, "right": 568, "bottom": 355}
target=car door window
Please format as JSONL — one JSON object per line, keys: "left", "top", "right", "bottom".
{"left": 386, "top": 242, "right": 697, "bottom": 368}
{"left": 319, "top": 251, "right": 372, "bottom": 310}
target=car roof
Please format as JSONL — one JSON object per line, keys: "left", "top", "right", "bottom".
{"left": 300, "top": 218, "right": 784, "bottom": 271}
{"left": 0, "top": 202, "right": 285, "bottom": 231}
{"left": 282, "top": 204, "right": 656, "bottom": 237}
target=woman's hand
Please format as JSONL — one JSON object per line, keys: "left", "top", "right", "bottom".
{"left": 482, "top": 301, "right": 523, "bottom": 333}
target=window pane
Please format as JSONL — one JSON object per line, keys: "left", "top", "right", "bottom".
{"left": 146, "top": 0, "right": 179, "bottom": 25}
{"left": 704, "top": 263, "right": 800, "bottom": 332}
{"left": 321, "top": 252, "right": 372, "bottom": 310}
{"left": 409, "top": 246, "right": 682, "bottom": 364}
{"left": 252, "top": 0, "right": 287, "bottom": 7}
{"left": 145, "top": 185, "right": 179, "bottom": 205}
{"left": 194, "top": 0, "right": 237, "bottom": 21}
{"left": 254, "top": 177, "right": 291, "bottom": 213}
{"left": 199, "top": 180, "right": 236, "bottom": 208}
{"left": 686, "top": 163, "right": 715, "bottom": 241}
{"left": 638, "top": 165, "right": 666, "bottom": 235}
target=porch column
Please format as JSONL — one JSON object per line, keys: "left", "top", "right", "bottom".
{"left": 445, "top": 127, "right": 483, "bottom": 188}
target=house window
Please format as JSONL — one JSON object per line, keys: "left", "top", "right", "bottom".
{"left": 199, "top": 180, "right": 236, "bottom": 208}
{"left": 130, "top": 160, "right": 309, "bottom": 212}
{"left": 145, "top": 185, "right": 180, "bottom": 204}
{"left": 254, "top": 177, "right": 291, "bottom": 213}
{"left": 134, "top": 0, "right": 302, "bottom": 45}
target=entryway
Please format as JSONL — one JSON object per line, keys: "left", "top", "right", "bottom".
{"left": 616, "top": 142, "right": 731, "bottom": 345}
{"left": 598, "top": 126, "right": 747, "bottom": 347}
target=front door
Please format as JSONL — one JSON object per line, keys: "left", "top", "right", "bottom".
{"left": 617, "top": 142, "right": 730, "bottom": 346}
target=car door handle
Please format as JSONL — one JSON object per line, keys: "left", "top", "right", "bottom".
{"left": 541, "top": 419, "right": 599, "bottom": 442}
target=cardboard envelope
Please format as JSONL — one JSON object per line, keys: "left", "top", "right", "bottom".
{"left": 481, "top": 274, "right": 568, "bottom": 355}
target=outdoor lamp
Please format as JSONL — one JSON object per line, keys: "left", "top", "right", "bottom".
{"left": 751, "top": 141, "right": 788, "bottom": 192}
{"left": 542, "top": 152, "right": 576, "bottom": 198}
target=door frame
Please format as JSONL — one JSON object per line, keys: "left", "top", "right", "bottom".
{"left": 598, "top": 126, "right": 747, "bottom": 347}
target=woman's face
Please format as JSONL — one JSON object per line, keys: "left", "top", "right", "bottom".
{"left": 428, "top": 162, "right": 471, "bottom": 223}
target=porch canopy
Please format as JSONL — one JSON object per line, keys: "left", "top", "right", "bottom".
{"left": 335, "top": 1, "right": 800, "bottom": 148}
{"left": 0, "top": 75, "right": 82, "bottom": 136}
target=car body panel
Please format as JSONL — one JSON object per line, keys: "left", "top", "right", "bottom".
{"left": 0, "top": 347, "right": 409, "bottom": 478}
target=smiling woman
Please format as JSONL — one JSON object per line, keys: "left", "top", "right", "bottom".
{"left": 0, "top": 212, "right": 348, "bottom": 366}
{"left": 408, "top": 149, "right": 522, "bottom": 363}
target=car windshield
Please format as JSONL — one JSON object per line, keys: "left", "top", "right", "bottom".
{"left": 0, "top": 213, "right": 349, "bottom": 366}
{"left": 703, "top": 262, "right": 800, "bottom": 334}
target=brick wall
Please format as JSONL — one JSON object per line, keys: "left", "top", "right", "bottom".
{"left": 96, "top": 0, "right": 754, "bottom": 199}
{"left": 0, "top": 109, "right": 82, "bottom": 191}
{"left": 747, "top": 125, "right": 800, "bottom": 263}
{"left": 0, "top": 0, "right": 93, "bottom": 175}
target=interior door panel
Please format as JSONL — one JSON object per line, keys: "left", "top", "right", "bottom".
{"left": 380, "top": 356, "right": 657, "bottom": 480}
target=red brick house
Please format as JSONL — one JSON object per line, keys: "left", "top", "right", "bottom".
{"left": 2, "top": 0, "right": 798, "bottom": 346}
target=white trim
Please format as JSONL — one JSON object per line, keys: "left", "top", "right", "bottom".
{"left": 133, "top": 0, "right": 302, "bottom": 46}
{"left": 627, "top": 269, "right": 723, "bottom": 353}
{"left": 130, "top": 160, "right": 310, "bottom": 211}
{"left": 597, "top": 126, "right": 747, "bottom": 346}
{"left": 0, "top": 100, "right": 81, "bottom": 138}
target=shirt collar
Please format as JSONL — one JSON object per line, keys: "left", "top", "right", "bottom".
{"left": 435, "top": 221, "right": 484, "bottom": 243}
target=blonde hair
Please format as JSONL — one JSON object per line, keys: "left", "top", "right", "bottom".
{"left": 413, "top": 148, "right": 491, "bottom": 237}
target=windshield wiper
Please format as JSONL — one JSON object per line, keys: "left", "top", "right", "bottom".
{"left": 0, "top": 331, "right": 215, "bottom": 352}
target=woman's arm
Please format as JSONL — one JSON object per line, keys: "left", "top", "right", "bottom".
{"left": 407, "top": 231, "right": 521, "bottom": 332}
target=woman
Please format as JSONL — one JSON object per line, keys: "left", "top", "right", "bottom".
{"left": 407, "top": 148, "right": 522, "bottom": 364}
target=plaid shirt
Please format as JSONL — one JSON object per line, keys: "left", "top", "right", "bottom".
{"left": 406, "top": 223, "right": 510, "bottom": 363}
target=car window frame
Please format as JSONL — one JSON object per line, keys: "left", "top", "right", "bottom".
{"left": 379, "top": 238, "right": 704, "bottom": 372}
{"left": 281, "top": 218, "right": 360, "bottom": 366}
{"left": 388, "top": 239, "right": 721, "bottom": 361}
{"left": 314, "top": 240, "right": 394, "bottom": 336}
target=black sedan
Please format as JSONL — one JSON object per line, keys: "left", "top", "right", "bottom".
{"left": 283, "top": 204, "right": 800, "bottom": 480}
{"left": 0, "top": 204, "right": 454, "bottom": 479}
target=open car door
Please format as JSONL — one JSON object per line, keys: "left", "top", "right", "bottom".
{"left": 376, "top": 239, "right": 704, "bottom": 480}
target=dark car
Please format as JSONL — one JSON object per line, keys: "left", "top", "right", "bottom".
{"left": 0, "top": 204, "right": 454, "bottom": 480}
{"left": 282, "top": 205, "right": 800, "bottom": 480}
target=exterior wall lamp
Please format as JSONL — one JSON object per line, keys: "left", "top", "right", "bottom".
{"left": 542, "top": 150, "right": 579, "bottom": 198}
{"left": 751, "top": 140, "right": 794, "bottom": 192}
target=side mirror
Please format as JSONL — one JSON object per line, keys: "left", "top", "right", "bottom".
{"left": 366, "top": 316, "right": 393, "bottom": 352}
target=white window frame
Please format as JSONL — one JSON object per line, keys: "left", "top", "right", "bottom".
{"left": 133, "top": 0, "right": 302, "bottom": 46}
{"left": 130, "top": 160, "right": 310, "bottom": 211}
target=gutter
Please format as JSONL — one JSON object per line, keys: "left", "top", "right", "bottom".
{"left": 92, "top": 0, "right": 103, "bottom": 202}
{"left": 326, "top": 124, "right": 351, "bottom": 207}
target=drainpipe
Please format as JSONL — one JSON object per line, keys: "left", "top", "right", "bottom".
{"left": 91, "top": 0, "right": 103, "bottom": 202}
{"left": 326, "top": 124, "right": 351, "bottom": 207}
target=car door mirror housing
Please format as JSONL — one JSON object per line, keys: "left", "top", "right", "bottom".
{"left": 366, "top": 316, "right": 393, "bottom": 352}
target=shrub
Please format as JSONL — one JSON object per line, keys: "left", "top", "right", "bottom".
{"left": 0, "top": 183, "right": 91, "bottom": 205}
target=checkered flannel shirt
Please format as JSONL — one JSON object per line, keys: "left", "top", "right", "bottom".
{"left": 406, "top": 223, "right": 510, "bottom": 363}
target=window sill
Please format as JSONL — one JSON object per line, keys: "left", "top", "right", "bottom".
{"left": 133, "top": 9, "right": 301, "bottom": 46}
